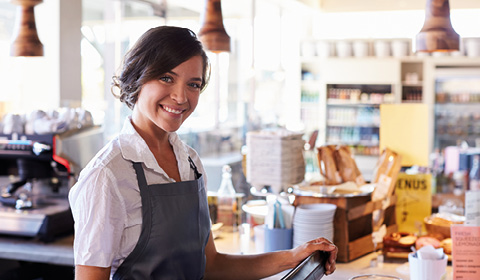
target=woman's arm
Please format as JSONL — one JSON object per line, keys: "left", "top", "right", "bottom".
{"left": 204, "top": 231, "right": 337, "bottom": 280}
{"left": 75, "top": 265, "right": 111, "bottom": 280}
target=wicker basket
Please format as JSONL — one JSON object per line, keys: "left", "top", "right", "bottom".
{"left": 424, "top": 215, "right": 463, "bottom": 238}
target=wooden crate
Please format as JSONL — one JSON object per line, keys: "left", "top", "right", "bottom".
{"left": 293, "top": 195, "right": 397, "bottom": 263}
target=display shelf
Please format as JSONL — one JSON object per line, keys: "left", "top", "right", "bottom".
{"left": 324, "top": 84, "right": 392, "bottom": 156}
{"left": 400, "top": 60, "right": 424, "bottom": 103}
{"left": 327, "top": 101, "right": 383, "bottom": 106}
{"left": 326, "top": 122, "right": 378, "bottom": 127}
{"left": 401, "top": 84, "right": 423, "bottom": 102}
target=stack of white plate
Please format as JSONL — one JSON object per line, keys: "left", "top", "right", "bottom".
{"left": 293, "top": 203, "right": 337, "bottom": 247}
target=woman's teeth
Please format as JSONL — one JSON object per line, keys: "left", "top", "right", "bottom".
{"left": 163, "top": 106, "right": 182, "bottom": 114}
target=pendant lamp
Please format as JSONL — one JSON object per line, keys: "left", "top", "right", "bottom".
{"left": 416, "top": 0, "right": 459, "bottom": 53}
{"left": 10, "top": 0, "right": 44, "bottom": 56}
{"left": 198, "top": 0, "right": 231, "bottom": 53}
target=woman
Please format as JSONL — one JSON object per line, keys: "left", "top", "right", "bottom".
{"left": 69, "top": 26, "right": 337, "bottom": 280}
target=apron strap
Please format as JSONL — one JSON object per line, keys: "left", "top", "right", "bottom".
{"left": 132, "top": 162, "right": 147, "bottom": 187}
{"left": 188, "top": 156, "right": 202, "bottom": 180}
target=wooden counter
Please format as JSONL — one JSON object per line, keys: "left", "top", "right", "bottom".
{"left": 214, "top": 226, "right": 454, "bottom": 280}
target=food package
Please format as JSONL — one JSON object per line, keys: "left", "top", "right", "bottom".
{"left": 371, "top": 147, "right": 402, "bottom": 201}
{"left": 316, "top": 145, "right": 365, "bottom": 186}
{"left": 334, "top": 145, "right": 366, "bottom": 185}
{"left": 317, "top": 145, "right": 342, "bottom": 185}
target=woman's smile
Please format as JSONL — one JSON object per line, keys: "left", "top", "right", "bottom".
{"left": 161, "top": 104, "right": 185, "bottom": 115}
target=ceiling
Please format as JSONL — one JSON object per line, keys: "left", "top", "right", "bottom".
{"left": 317, "top": 0, "right": 480, "bottom": 12}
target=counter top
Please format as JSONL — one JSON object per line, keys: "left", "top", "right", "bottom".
{"left": 214, "top": 228, "right": 454, "bottom": 280}
{"left": 0, "top": 230, "right": 454, "bottom": 279}
{"left": 0, "top": 234, "right": 74, "bottom": 266}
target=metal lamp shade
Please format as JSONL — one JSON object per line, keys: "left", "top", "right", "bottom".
{"left": 416, "top": 0, "right": 459, "bottom": 53}
{"left": 198, "top": 0, "right": 231, "bottom": 53}
{"left": 10, "top": 0, "right": 44, "bottom": 57}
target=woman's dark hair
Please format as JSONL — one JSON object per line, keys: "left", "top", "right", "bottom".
{"left": 111, "top": 26, "right": 210, "bottom": 109}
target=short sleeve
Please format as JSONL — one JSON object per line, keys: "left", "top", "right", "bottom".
{"left": 69, "top": 166, "right": 127, "bottom": 267}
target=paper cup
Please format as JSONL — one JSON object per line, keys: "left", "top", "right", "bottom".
{"left": 408, "top": 252, "right": 448, "bottom": 280}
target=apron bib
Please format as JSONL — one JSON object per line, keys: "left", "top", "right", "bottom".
{"left": 113, "top": 158, "right": 210, "bottom": 280}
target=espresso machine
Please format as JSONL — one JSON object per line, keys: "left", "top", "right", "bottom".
{"left": 0, "top": 127, "right": 103, "bottom": 242}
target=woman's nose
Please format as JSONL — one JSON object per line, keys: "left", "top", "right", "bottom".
{"left": 170, "top": 85, "right": 187, "bottom": 104}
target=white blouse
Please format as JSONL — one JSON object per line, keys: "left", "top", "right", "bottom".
{"left": 68, "top": 116, "right": 207, "bottom": 276}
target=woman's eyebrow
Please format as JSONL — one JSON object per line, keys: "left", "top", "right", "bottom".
{"left": 166, "top": 70, "right": 202, "bottom": 82}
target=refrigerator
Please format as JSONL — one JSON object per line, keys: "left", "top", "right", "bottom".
{"left": 434, "top": 67, "right": 480, "bottom": 151}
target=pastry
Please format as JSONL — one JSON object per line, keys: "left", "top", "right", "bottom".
{"left": 383, "top": 232, "right": 417, "bottom": 253}
{"left": 415, "top": 236, "right": 441, "bottom": 250}
{"left": 440, "top": 238, "right": 452, "bottom": 255}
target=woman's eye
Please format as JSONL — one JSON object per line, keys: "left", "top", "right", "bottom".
{"left": 189, "top": 82, "right": 202, "bottom": 89}
{"left": 159, "top": 76, "right": 172, "bottom": 83}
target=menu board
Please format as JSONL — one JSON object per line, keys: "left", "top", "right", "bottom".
{"left": 394, "top": 173, "right": 432, "bottom": 233}
{"left": 451, "top": 225, "right": 480, "bottom": 279}
{"left": 465, "top": 190, "right": 480, "bottom": 226}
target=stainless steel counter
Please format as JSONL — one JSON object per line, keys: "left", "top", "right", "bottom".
{"left": 0, "top": 234, "right": 74, "bottom": 266}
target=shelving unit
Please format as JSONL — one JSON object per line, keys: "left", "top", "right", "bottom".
{"left": 400, "top": 59, "right": 424, "bottom": 103}
{"left": 297, "top": 52, "right": 480, "bottom": 178}
{"left": 300, "top": 71, "right": 321, "bottom": 134}
{"left": 325, "top": 84, "right": 395, "bottom": 157}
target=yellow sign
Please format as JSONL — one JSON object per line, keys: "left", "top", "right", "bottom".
{"left": 380, "top": 103, "right": 430, "bottom": 167}
{"left": 395, "top": 173, "right": 432, "bottom": 233}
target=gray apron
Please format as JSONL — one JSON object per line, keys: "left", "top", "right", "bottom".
{"left": 113, "top": 157, "right": 210, "bottom": 280}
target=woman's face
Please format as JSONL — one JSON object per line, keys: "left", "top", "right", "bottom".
{"left": 133, "top": 56, "right": 204, "bottom": 133}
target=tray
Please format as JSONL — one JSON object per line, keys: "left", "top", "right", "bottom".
{"left": 293, "top": 182, "right": 375, "bottom": 198}
{"left": 385, "top": 251, "right": 452, "bottom": 262}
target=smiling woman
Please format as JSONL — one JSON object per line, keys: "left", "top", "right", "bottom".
{"left": 70, "top": 26, "right": 214, "bottom": 279}
{"left": 69, "top": 25, "right": 338, "bottom": 280}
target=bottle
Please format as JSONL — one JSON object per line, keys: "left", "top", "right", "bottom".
{"left": 216, "top": 165, "right": 237, "bottom": 232}
{"left": 469, "top": 155, "right": 480, "bottom": 191}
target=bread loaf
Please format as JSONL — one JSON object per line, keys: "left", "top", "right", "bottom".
{"left": 334, "top": 145, "right": 365, "bottom": 185}
{"left": 317, "top": 145, "right": 364, "bottom": 185}
{"left": 317, "top": 145, "right": 342, "bottom": 185}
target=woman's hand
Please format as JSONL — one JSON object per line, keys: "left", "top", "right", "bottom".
{"left": 289, "top": 237, "right": 338, "bottom": 275}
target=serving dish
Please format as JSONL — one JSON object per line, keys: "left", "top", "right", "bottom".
{"left": 292, "top": 182, "right": 375, "bottom": 197}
